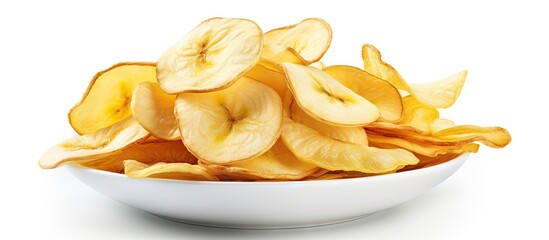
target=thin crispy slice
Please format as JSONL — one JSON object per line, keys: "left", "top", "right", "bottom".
{"left": 367, "top": 131, "right": 479, "bottom": 157}
{"left": 39, "top": 117, "right": 150, "bottom": 169}
{"left": 131, "top": 82, "right": 179, "bottom": 140}
{"left": 367, "top": 124, "right": 510, "bottom": 148}
{"left": 324, "top": 65, "right": 403, "bottom": 122}
{"left": 282, "top": 63, "right": 380, "bottom": 127}
{"left": 281, "top": 119, "right": 418, "bottom": 173}
{"left": 157, "top": 18, "right": 263, "bottom": 94}
{"left": 124, "top": 160, "right": 218, "bottom": 181}
{"left": 265, "top": 18, "right": 332, "bottom": 63}
{"left": 362, "top": 44, "right": 466, "bottom": 108}
{"left": 76, "top": 140, "right": 197, "bottom": 173}
{"left": 433, "top": 125, "right": 512, "bottom": 148}
{"left": 175, "top": 77, "right": 283, "bottom": 164}
{"left": 69, "top": 62, "right": 156, "bottom": 134}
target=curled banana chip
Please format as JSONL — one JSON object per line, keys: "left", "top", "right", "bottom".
{"left": 281, "top": 119, "right": 418, "bottom": 173}
{"left": 39, "top": 117, "right": 150, "bottom": 169}
{"left": 367, "top": 131, "right": 479, "bottom": 157}
{"left": 265, "top": 18, "right": 332, "bottom": 63}
{"left": 157, "top": 18, "right": 263, "bottom": 94}
{"left": 77, "top": 140, "right": 197, "bottom": 173}
{"left": 282, "top": 63, "right": 380, "bottom": 127}
{"left": 69, "top": 62, "right": 156, "bottom": 134}
{"left": 131, "top": 82, "right": 179, "bottom": 140}
{"left": 324, "top": 65, "right": 403, "bottom": 122}
{"left": 124, "top": 160, "right": 218, "bottom": 181}
{"left": 362, "top": 44, "right": 466, "bottom": 109}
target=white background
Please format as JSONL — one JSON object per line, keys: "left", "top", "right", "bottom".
{"left": 1, "top": 0, "right": 546, "bottom": 239}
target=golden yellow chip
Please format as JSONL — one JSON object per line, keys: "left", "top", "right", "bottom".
{"left": 282, "top": 63, "right": 380, "bottom": 127}
{"left": 124, "top": 160, "right": 218, "bottom": 181}
{"left": 175, "top": 77, "right": 283, "bottom": 164}
{"left": 281, "top": 119, "right": 418, "bottom": 173}
{"left": 324, "top": 65, "right": 403, "bottom": 122}
{"left": 157, "top": 18, "right": 263, "bottom": 94}
{"left": 362, "top": 44, "right": 466, "bottom": 109}
{"left": 131, "top": 82, "right": 179, "bottom": 140}
{"left": 69, "top": 63, "right": 156, "bottom": 135}
{"left": 265, "top": 18, "right": 332, "bottom": 63}
{"left": 39, "top": 117, "right": 150, "bottom": 169}
{"left": 77, "top": 140, "right": 197, "bottom": 173}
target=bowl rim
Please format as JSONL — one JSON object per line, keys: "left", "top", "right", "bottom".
{"left": 64, "top": 152, "right": 470, "bottom": 186}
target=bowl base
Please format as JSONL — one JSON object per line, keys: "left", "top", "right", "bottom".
{"left": 149, "top": 212, "right": 376, "bottom": 230}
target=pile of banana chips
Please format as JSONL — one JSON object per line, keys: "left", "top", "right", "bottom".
{"left": 39, "top": 18, "right": 511, "bottom": 181}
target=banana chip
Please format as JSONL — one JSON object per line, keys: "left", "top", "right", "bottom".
{"left": 367, "top": 131, "right": 479, "bottom": 157}
{"left": 265, "top": 18, "right": 332, "bottom": 63}
{"left": 157, "top": 18, "right": 263, "bottom": 94}
{"left": 282, "top": 63, "right": 380, "bottom": 127}
{"left": 77, "top": 140, "right": 197, "bottom": 173}
{"left": 39, "top": 117, "right": 150, "bottom": 169}
{"left": 281, "top": 119, "right": 418, "bottom": 173}
{"left": 367, "top": 125, "right": 510, "bottom": 148}
{"left": 124, "top": 160, "right": 218, "bottom": 181}
{"left": 175, "top": 77, "right": 282, "bottom": 164}
{"left": 131, "top": 82, "right": 179, "bottom": 140}
{"left": 69, "top": 62, "right": 156, "bottom": 134}
{"left": 362, "top": 44, "right": 466, "bottom": 108}
{"left": 324, "top": 65, "right": 403, "bottom": 122}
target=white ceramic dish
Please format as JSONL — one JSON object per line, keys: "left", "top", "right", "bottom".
{"left": 65, "top": 153, "right": 469, "bottom": 229}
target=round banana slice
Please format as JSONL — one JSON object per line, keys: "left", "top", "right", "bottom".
{"left": 69, "top": 62, "right": 157, "bottom": 135}
{"left": 131, "top": 82, "right": 179, "bottom": 140}
{"left": 175, "top": 77, "right": 283, "bottom": 164}
{"left": 265, "top": 18, "right": 332, "bottom": 63}
{"left": 282, "top": 63, "right": 380, "bottom": 127}
{"left": 281, "top": 119, "right": 419, "bottom": 174}
{"left": 324, "top": 65, "right": 403, "bottom": 122}
{"left": 39, "top": 117, "right": 150, "bottom": 169}
{"left": 157, "top": 18, "right": 263, "bottom": 94}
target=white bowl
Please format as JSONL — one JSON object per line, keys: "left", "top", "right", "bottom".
{"left": 65, "top": 153, "right": 469, "bottom": 229}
